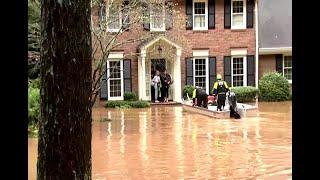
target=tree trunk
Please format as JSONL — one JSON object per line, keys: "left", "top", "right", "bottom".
{"left": 37, "top": 0, "right": 92, "bottom": 179}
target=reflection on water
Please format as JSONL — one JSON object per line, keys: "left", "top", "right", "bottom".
{"left": 29, "top": 102, "right": 292, "bottom": 179}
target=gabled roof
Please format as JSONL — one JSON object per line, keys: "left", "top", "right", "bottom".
{"left": 138, "top": 35, "right": 182, "bottom": 51}
{"left": 258, "top": 0, "right": 292, "bottom": 49}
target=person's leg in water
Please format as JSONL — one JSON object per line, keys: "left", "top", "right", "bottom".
{"left": 197, "top": 95, "right": 202, "bottom": 107}
{"left": 220, "top": 94, "right": 226, "bottom": 111}
{"left": 203, "top": 94, "right": 208, "bottom": 109}
{"left": 154, "top": 83, "right": 159, "bottom": 103}
{"left": 217, "top": 94, "right": 225, "bottom": 111}
{"left": 151, "top": 85, "right": 155, "bottom": 103}
{"left": 165, "top": 86, "right": 169, "bottom": 102}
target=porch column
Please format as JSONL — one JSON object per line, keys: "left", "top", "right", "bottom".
{"left": 174, "top": 48, "right": 182, "bottom": 102}
{"left": 139, "top": 49, "right": 146, "bottom": 100}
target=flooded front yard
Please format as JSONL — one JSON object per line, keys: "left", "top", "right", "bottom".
{"left": 28, "top": 101, "right": 292, "bottom": 179}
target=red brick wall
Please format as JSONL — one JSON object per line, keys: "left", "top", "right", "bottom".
{"left": 258, "top": 54, "right": 276, "bottom": 79}
{"left": 92, "top": 0, "right": 256, "bottom": 96}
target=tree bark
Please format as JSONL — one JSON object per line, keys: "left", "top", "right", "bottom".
{"left": 37, "top": 0, "right": 92, "bottom": 179}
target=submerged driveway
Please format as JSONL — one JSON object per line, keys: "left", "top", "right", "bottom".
{"left": 29, "top": 102, "right": 292, "bottom": 179}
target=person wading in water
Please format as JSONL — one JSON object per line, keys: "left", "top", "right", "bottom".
{"left": 212, "top": 74, "right": 229, "bottom": 111}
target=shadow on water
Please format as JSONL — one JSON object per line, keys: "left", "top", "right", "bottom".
{"left": 29, "top": 101, "right": 292, "bottom": 179}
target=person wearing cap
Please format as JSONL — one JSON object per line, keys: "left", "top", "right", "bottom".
{"left": 192, "top": 86, "right": 208, "bottom": 108}
{"left": 211, "top": 74, "right": 229, "bottom": 111}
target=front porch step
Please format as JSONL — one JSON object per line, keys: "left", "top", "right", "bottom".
{"left": 150, "top": 101, "right": 181, "bottom": 106}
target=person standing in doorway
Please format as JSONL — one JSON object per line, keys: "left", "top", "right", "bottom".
{"left": 212, "top": 74, "right": 229, "bottom": 111}
{"left": 151, "top": 70, "right": 161, "bottom": 103}
{"left": 160, "top": 69, "right": 173, "bottom": 103}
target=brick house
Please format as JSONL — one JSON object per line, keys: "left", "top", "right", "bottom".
{"left": 94, "top": 0, "right": 258, "bottom": 102}
{"left": 258, "top": 0, "right": 292, "bottom": 83}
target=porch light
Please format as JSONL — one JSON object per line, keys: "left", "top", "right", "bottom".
{"left": 158, "top": 41, "right": 162, "bottom": 56}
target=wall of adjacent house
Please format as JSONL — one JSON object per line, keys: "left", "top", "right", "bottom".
{"left": 92, "top": 0, "right": 256, "bottom": 98}
{"left": 258, "top": 54, "right": 276, "bottom": 79}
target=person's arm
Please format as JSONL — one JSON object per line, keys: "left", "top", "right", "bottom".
{"left": 212, "top": 82, "right": 218, "bottom": 96}
{"left": 224, "top": 81, "right": 229, "bottom": 92}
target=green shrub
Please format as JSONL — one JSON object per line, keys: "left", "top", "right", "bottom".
{"left": 105, "top": 100, "right": 150, "bottom": 108}
{"left": 259, "top": 72, "right": 290, "bottom": 101}
{"left": 124, "top": 92, "right": 137, "bottom": 101}
{"left": 183, "top": 85, "right": 195, "bottom": 99}
{"left": 131, "top": 101, "right": 150, "bottom": 108}
{"left": 28, "top": 85, "right": 40, "bottom": 126}
{"left": 230, "top": 86, "right": 259, "bottom": 102}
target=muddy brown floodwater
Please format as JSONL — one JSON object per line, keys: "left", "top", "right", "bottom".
{"left": 28, "top": 101, "right": 292, "bottom": 179}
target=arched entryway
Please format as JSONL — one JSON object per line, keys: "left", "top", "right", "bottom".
{"left": 138, "top": 36, "right": 182, "bottom": 102}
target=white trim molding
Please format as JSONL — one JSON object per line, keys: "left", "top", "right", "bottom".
{"left": 108, "top": 51, "right": 124, "bottom": 59}
{"left": 193, "top": 49, "right": 209, "bottom": 57}
{"left": 259, "top": 47, "right": 292, "bottom": 55}
{"left": 231, "top": 48, "right": 247, "bottom": 56}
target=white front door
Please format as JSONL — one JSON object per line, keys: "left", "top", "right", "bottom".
{"left": 107, "top": 59, "right": 123, "bottom": 100}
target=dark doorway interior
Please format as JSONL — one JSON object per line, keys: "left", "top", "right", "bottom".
{"left": 151, "top": 59, "right": 166, "bottom": 102}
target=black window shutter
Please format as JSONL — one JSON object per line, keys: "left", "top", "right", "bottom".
{"left": 247, "top": 0, "right": 254, "bottom": 28}
{"left": 186, "top": 58, "right": 194, "bottom": 85}
{"left": 247, "top": 55, "right": 255, "bottom": 86}
{"left": 224, "top": 56, "right": 231, "bottom": 86}
{"left": 122, "top": 0, "right": 130, "bottom": 31}
{"left": 165, "top": 0, "right": 173, "bottom": 30}
{"left": 224, "top": 0, "right": 231, "bottom": 29}
{"left": 186, "top": 0, "right": 193, "bottom": 30}
{"left": 209, "top": 57, "right": 216, "bottom": 94}
{"left": 143, "top": 3, "right": 150, "bottom": 30}
{"left": 123, "top": 59, "right": 132, "bottom": 93}
{"left": 100, "top": 63, "right": 108, "bottom": 100}
{"left": 276, "top": 54, "right": 283, "bottom": 74}
{"left": 208, "top": 0, "right": 215, "bottom": 29}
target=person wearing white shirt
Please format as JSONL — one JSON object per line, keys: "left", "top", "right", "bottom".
{"left": 151, "top": 70, "right": 161, "bottom": 103}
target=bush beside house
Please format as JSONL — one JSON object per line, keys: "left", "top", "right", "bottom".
{"left": 183, "top": 85, "right": 195, "bottom": 100}
{"left": 28, "top": 79, "right": 40, "bottom": 137}
{"left": 230, "top": 86, "right": 258, "bottom": 102}
{"left": 106, "top": 92, "right": 150, "bottom": 108}
{"left": 259, "top": 72, "right": 290, "bottom": 101}
{"left": 105, "top": 100, "right": 150, "bottom": 108}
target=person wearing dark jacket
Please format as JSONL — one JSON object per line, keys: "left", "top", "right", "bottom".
{"left": 160, "top": 69, "right": 172, "bottom": 102}
{"left": 211, "top": 74, "right": 229, "bottom": 111}
{"left": 192, "top": 86, "right": 208, "bottom": 108}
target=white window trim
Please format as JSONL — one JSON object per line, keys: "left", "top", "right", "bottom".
{"left": 282, "top": 54, "right": 292, "bottom": 84}
{"left": 150, "top": 2, "right": 166, "bottom": 32}
{"left": 231, "top": 56, "right": 247, "bottom": 87}
{"left": 231, "top": 0, "right": 246, "bottom": 30}
{"left": 193, "top": 0, "right": 208, "bottom": 31}
{"left": 193, "top": 56, "right": 209, "bottom": 94}
{"left": 107, "top": 2, "right": 122, "bottom": 33}
{"left": 107, "top": 58, "right": 124, "bottom": 101}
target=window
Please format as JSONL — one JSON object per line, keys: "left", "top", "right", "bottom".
{"left": 283, "top": 55, "right": 292, "bottom": 83}
{"left": 193, "top": 0, "right": 208, "bottom": 30}
{"left": 231, "top": 56, "right": 247, "bottom": 87}
{"left": 107, "top": 2, "right": 122, "bottom": 32}
{"left": 107, "top": 59, "right": 123, "bottom": 100}
{"left": 231, "top": 0, "right": 246, "bottom": 29}
{"left": 150, "top": 2, "right": 165, "bottom": 31}
{"left": 193, "top": 57, "right": 209, "bottom": 93}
